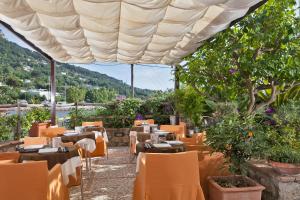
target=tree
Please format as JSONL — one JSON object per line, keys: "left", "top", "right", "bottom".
{"left": 178, "top": 0, "right": 300, "bottom": 114}
{"left": 85, "top": 88, "right": 116, "bottom": 103}
{"left": 66, "top": 86, "right": 86, "bottom": 104}
{"left": 175, "top": 86, "right": 207, "bottom": 127}
{"left": 0, "top": 86, "right": 20, "bottom": 104}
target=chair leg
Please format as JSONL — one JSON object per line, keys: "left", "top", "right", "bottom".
{"left": 84, "top": 147, "right": 89, "bottom": 172}
{"left": 88, "top": 154, "right": 92, "bottom": 170}
{"left": 130, "top": 153, "right": 137, "bottom": 163}
{"left": 80, "top": 166, "right": 84, "bottom": 200}
{"left": 106, "top": 146, "right": 108, "bottom": 160}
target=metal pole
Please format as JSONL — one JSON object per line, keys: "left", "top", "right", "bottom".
{"left": 16, "top": 100, "right": 21, "bottom": 140}
{"left": 131, "top": 64, "right": 134, "bottom": 98}
{"left": 174, "top": 65, "right": 180, "bottom": 125}
{"left": 50, "top": 59, "right": 56, "bottom": 125}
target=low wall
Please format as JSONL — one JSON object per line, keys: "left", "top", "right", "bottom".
{"left": 0, "top": 140, "right": 22, "bottom": 152}
{"left": 247, "top": 160, "right": 300, "bottom": 200}
{"left": 106, "top": 128, "right": 130, "bottom": 147}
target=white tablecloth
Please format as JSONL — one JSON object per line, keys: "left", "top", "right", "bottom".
{"left": 76, "top": 138, "right": 96, "bottom": 153}
{"left": 93, "top": 130, "right": 109, "bottom": 142}
{"left": 61, "top": 156, "right": 81, "bottom": 185}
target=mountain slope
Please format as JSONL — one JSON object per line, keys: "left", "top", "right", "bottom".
{"left": 0, "top": 31, "right": 153, "bottom": 98}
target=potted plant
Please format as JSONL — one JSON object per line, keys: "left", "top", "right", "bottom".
{"left": 263, "top": 101, "right": 300, "bottom": 174}
{"left": 206, "top": 106, "right": 266, "bottom": 199}
{"left": 27, "top": 108, "right": 51, "bottom": 137}
{"left": 267, "top": 146, "right": 300, "bottom": 174}
{"left": 208, "top": 175, "right": 265, "bottom": 200}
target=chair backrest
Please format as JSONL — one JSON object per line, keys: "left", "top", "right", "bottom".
{"left": 40, "top": 127, "right": 66, "bottom": 138}
{"left": 0, "top": 161, "right": 49, "bottom": 200}
{"left": 0, "top": 152, "right": 20, "bottom": 163}
{"left": 82, "top": 121, "right": 103, "bottom": 127}
{"left": 24, "top": 136, "right": 49, "bottom": 146}
{"left": 134, "top": 151, "right": 204, "bottom": 200}
{"left": 159, "top": 125, "right": 185, "bottom": 136}
{"left": 134, "top": 119, "right": 155, "bottom": 126}
{"left": 129, "top": 131, "right": 137, "bottom": 154}
{"left": 181, "top": 133, "right": 204, "bottom": 145}
{"left": 145, "top": 151, "right": 200, "bottom": 185}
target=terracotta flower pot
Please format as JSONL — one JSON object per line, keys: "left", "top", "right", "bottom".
{"left": 269, "top": 160, "right": 300, "bottom": 175}
{"left": 29, "top": 122, "right": 50, "bottom": 137}
{"left": 208, "top": 175, "right": 265, "bottom": 200}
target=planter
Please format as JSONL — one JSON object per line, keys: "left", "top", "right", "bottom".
{"left": 269, "top": 160, "right": 300, "bottom": 175}
{"left": 208, "top": 175, "right": 265, "bottom": 200}
{"left": 29, "top": 122, "right": 50, "bottom": 137}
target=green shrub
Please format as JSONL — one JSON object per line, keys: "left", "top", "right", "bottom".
{"left": 206, "top": 112, "right": 267, "bottom": 174}
{"left": 267, "top": 145, "right": 300, "bottom": 164}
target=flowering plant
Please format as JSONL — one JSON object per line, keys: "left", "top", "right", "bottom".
{"left": 206, "top": 112, "right": 266, "bottom": 174}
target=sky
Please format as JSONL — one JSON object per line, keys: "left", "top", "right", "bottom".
{"left": 0, "top": 24, "right": 174, "bottom": 91}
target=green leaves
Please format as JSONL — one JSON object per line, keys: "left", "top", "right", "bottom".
{"left": 85, "top": 88, "right": 116, "bottom": 103}
{"left": 175, "top": 87, "right": 207, "bottom": 127}
{"left": 66, "top": 86, "right": 86, "bottom": 103}
{"left": 179, "top": 0, "right": 300, "bottom": 113}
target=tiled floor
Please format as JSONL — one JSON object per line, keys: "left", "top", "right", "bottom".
{"left": 70, "top": 147, "right": 136, "bottom": 200}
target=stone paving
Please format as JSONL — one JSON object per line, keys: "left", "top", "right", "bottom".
{"left": 70, "top": 147, "right": 136, "bottom": 200}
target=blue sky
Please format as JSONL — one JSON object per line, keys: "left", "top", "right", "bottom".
{"left": 0, "top": 24, "right": 174, "bottom": 91}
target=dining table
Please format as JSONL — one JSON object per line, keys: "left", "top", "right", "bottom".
{"left": 18, "top": 146, "right": 81, "bottom": 185}
{"left": 136, "top": 141, "right": 186, "bottom": 154}
{"left": 59, "top": 132, "right": 96, "bottom": 143}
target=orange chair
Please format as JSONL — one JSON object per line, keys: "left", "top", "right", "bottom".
{"left": 0, "top": 161, "right": 69, "bottom": 200}
{"left": 180, "top": 133, "right": 204, "bottom": 145}
{"left": 133, "top": 151, "right": 205, "bottom": 200}
{"left": 134, "top": 119, "right": 155, "bottom": 126}
{"left": 24, "top": 136, "right": 49, "bottom": 146}
{"left": 179, "top": 121, "right": 187, "bottom": 134}
{"left": 129, "top": 131, "right": 138, "bottom": 155}
{"left": 0, "top": 152, "right": 20, "bottom": 163}
{"left": 40, "top": 127, "right": 66, "bottom": 138}
{"left": 82, "top": 121, "right": 103, "bottom": 127}
{"left": 79, "top": 136, "right": 107, "bottom": 158}
{"left": 198, "top": 153, "right": 230, "bottom": 199}
{"left": 159, "top": 125, "right": 185, "bottom": 138}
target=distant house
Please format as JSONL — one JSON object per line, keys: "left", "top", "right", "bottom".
{"left": 61, "top": 72, "right": 67, "bottom": 75}
{"left": 23, "top": 66, "right": 33, "bottom": 72}
{"left": 24, "top": 79, "right": 31, "bottom": 84}
{"left": 26, "top": 89, "right": 61, "bottom": 101}
{"left": 27, "top": 89, "right": 49, "bottom": 100}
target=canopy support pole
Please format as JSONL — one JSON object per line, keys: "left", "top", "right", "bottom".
{"left": 174, "top": 65, "right": 180, "bottom": 125}
{"left": 131, "top": 64, "right": 134, "bottom": 98}
{"left": 50, "top": 59, "right": 56, "bottom": 125}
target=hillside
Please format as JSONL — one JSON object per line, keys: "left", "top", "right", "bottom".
{"left": 0, "top": 30, "right": 153, "bottom": 100}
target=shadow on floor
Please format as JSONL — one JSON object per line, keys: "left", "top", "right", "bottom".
{"left": 70, "top": 147, "right": 136, "bottom": 200}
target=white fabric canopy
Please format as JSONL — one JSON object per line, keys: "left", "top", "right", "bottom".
{"left": 0, "top": 0, "right": 262, "bottom": 65}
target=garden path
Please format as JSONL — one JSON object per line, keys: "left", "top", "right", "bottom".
{"left": 70, "top": 147, "right": 136, "bottom": 200}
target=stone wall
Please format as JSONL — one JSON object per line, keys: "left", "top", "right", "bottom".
{"left": 106, "top": 128, "right": 130, "bottom": 147}
{"left": 247, "top": 160, "right": 300, "bottom": 200}
{"left": 0, "top": 140, "right": 21, "bottom": 152}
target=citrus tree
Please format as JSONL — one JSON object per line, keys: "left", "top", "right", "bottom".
{"left": 178, "top": 0, "right": 300, "bottom": 114}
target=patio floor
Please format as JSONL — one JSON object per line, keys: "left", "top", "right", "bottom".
{"left": 70, "top": 147, "right": 136, "bottom": 200}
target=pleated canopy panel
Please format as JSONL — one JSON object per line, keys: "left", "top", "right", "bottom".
{"left": 0, "top": 0, "right": 264, "bottom": 65}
